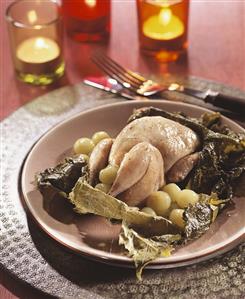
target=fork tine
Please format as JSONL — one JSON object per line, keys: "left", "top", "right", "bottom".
{"left": 96, "top": 53, "right": 146, "bottom": 86}
{"left": 93, "top": 54, "right": 140, "bottom": 88}
{"left": 92, "top": 56, "right": 140, "bottom": 92}
{"left": 94, "top": 53, "right": 145, "bottom": 86}
{"left": 105, "top": 57, "right": 147, "bottom": 83}
{"left": 92, "top": 55, "right": 141, "bottom": 90}
{"left": 91, "top": 56, "right": 122, "bottom": 83}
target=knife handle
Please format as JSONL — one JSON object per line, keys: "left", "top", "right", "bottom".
{"left": 205, "top": 92, "right": 245, "bottom": 115}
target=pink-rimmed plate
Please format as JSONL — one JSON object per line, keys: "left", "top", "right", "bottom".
{"left": 21, "top": 100, "right": 245, "bottom": 269}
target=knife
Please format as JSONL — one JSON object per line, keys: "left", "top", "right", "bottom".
{"left": 175, "top": 86, "right": 245, "bottom": 115}
{"left": 84, "top": 76, "right": 147, "bottom": 101}
{"left": 83, "top": 76, "right": 244, "bottom": 121}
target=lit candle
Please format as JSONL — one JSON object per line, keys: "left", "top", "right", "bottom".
{"left": 16, "top": 37, "right": 60, "bottom": 64}
{"left": 143, "top": 7, "right": 184, "bottom": 40}
{"left": 84, "top": 0, "right": 97, "bottom": 8}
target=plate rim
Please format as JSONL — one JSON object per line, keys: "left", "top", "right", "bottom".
{"left": 20, "top": 100, "right": 245, "bottom": 268}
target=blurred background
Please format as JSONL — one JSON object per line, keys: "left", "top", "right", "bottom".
{"left": 1, "top": 0, "right": 245, "bottom": 119}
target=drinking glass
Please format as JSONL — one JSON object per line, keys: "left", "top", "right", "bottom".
{"left": 6, "top": 0, "right": 65, "bottom": 85}
{"left": 137, "top": 0, "right": 189, "bottom": 62}
{"left": 62, "top": 0, "right": 111, "bottom": 42}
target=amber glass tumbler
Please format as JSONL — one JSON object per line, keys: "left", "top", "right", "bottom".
{"left": 62, "top": 0, "right": 111, "bottom": 42}
{"left": 137, "top": 0, "right": 189, "bottom": 62}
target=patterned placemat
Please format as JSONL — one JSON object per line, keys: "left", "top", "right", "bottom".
{"left": 1, "top": 76, "right": 245, "bottom": 299}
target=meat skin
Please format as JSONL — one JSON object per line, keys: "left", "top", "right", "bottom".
{"left": 109, "top": 116, "right": 200, "bottom": 172}
{"left": 115, "top": 142, "right": 164, "bottom": 206}
{"left": 89, "top": 138, "right": 113, "bottom": 186}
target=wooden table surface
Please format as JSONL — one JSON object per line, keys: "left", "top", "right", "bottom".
{"left": 1, "top": 0, "right": 245, "bottom": 298}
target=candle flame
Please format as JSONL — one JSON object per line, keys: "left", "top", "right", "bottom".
{"left": 159, "top": 8, "right": 172, "bottom": 26}
{"left": 85, "top": 0, "right": 96, "bottom": 8}
{"left": 146, "top": 0, "right": 182, "bottom": 8}
{"left": 35, "top": 38, "right": 48, "bottom": 49}
{"left": 27, "top": 10, "right": 37, "bottom": 24}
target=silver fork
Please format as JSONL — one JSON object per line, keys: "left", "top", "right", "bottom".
{"left": 91, "top": 52, "right": 181, "bottom": 96}
{"left": 91, "top": 52, "right": 245, "bottom": 116}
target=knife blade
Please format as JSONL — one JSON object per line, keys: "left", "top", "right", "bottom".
{"left": 84, "top": 76, "right": 147, "bottom": 101}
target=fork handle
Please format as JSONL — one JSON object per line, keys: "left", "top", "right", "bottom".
{"left": 205, "top": 92, "right": 245, "bottom": 114}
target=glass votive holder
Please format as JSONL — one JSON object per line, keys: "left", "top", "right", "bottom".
{"left": 6, "top": 0, "right": 65, "bottom": 85}
{"left": 62, "top": 0, "right": 111, "bottom": 42}
{"left": 137, "top": 0, "right": 189, "bottom": 62}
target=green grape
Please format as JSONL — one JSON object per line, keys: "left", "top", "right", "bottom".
{"left": 176, "top": 189, "right": 199, "bottom": 208}
{"left": 141, "top": 207, "right": 156, "bottom": 216}
{"left": 99, "top": 165, "right": 118, "bottom": 185}
{"left": 162, "top": 183, "right": 181, "bottom": 202}
{"left": 73, "top": 138, "right": 94, "bottom": 155}
{"left": 92, "top": 131, "right": 110, "bottom": 145}
{"left": 146, "top": 191, "right": 171, "bottom": 216}
{"left": 169, "top": 209, "right": 185, "bottom": 229}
